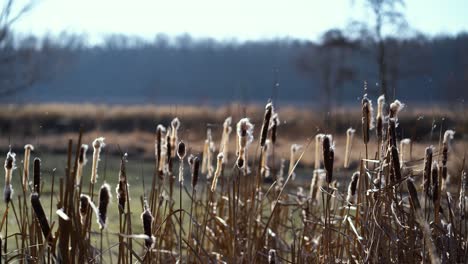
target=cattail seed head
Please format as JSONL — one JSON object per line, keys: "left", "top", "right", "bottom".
{"left": 407, "top": 177, "right": 421, "bottom": 210}
{"left": 4, "top": 151, "right": 16, "bottom": 203}
{"left": 33, "top": 157, "right": 41, "bottom": 194}
{"left": 361, "top": 94, "right": 374, "bottom": 144}
{"left": 97, "top": 183, "right": 111, "bottom": 229}
{"left": 344, "top": 128, "right": 355, "bottom": 168}
{"left": 423, "top": 146, "right": 433, "bottom": 198}
{"left": 141, "top": 202, "right": 154, "bottom": 249}
{"left": 76, "top": 144, "right": 88, "bottom": 186}
{"left": 170, "top": 118, "right": 180, "bottom": 158}
{"left": 236, "top": 118, "right": 254, "bottom": 169}
{"left": 79, "top": 194, "right": 90, "bottom": 225}
{"left": 116, "top": 154, "right": 128, "bottom": 213}
{"left": 23, "top": 144, "right": 34, "bottom": 192}
{"left": 288, "top": 144, "right": 302, "bottom": 180}
{"left": 260, "top": 102, "right": 273, "bottom": 147}
{"left": 211, "top": 153, "right": 224, "bottom": 192}
{"left": 431, "top": 161, "right": 439, "bottom": 203}
{"left": 346, "top": 172, "right": 359, "bottom": 204}
{"left": 322, "top": 135, "right": 334, "bottom": 183}
{"left": 91, "top": 137, "right": 105, "bottom": 184}
{"left": 177, "top": 141, "right": 186, "bottom": 160}
{"left": 389, "top": 100, "right": 404, "bottom": 119}
{"left": 191, "top": 156, "right": 200, "bottom": 188}
{"left": 315, "top": 134, "right": 324, "bottom": 170}
{"left": 31, "top": 193, "right": 51, "bottom": 240}
{"left": 268, "top": 249, "right": 277, "bottom": 264}
{"left": 400, "top": 138, "right": 411, "bottom": 163}
{"left": 269, "top": 113, "right": 280, "bottom": 144}
{"left": 220, "top": 117, "right": 232, "bottom": 164}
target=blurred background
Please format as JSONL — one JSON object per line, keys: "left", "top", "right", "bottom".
{"left": 0, "top": 0, "right": 467, "bottom": 161}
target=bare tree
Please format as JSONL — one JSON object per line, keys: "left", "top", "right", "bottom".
{"left": 351, "top": 0, "right": 406, "bottom": 99}
{"left": 0, "top": 0, "right": 41, "bottom": 96}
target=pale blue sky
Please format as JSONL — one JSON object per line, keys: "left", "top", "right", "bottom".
{"left": 11, "top": 0, "right": 468, "bottom": 44}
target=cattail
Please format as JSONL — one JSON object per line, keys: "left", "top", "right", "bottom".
{"left": 79, "top": 194, "right": 90, "bottom": 225}
{"left": 91, "top": 137, "right": 105, "bottom": 184}
{"left": 344, "top": 128, "right": 355, "bottom": 168}
{"left": 76, "top": 144, "right": 88, "bottom": 186}
{"left": 268, "top": 249, "right": 277, "bottom": 264}
{"left": 346, "top": 172, "right": 359, "bottom": 204}
{"left": 322, "top": 135, "right": 334, "bottom": 184}
{"left": 219, "top": 117, "right": 232, "bottom": 164}
{"left": 361, "top": 94, "right": 374, "bottom": 144}
{"left": 269, "top": 113, "right": 280, "bottom": 144}
{"left": 260, "top": 102, "right": 273, "bottom": 147}
{"left": 190, "top": 156, "right": 200, "bottom": 188}
{"left": 170, "top": 118, "right": 180, "bottom": 158}
{"left": 407, "top": 177, "right": 421, "bottom": 210}
{"left": 399, "top": 138, "right": 411, "bottom": 164}
{"left": 115, "top": 154, "right": 128, "bottom": 213}
{"left": 431, "top": 161, "right": 439, "bottom": 203}
{"left": 236, "top": 118, "right": 254, "bottom": 169}
{"left": 442, "top": 130, "right": 455, "bottom": 181}
{"left": 177, "top": 142, "right": 186, "bottom": 183}
{"left": 202, "top": 128, "right": 212, "bottom": 174}
{"left": 423, "top": 147, "right": 433, "bottom": 198}
{"left": 97, "top": 183, "right": 111, "bottom": 229}
{"left": 261, "top": 140, "right": 272, "bottom": 178}
{"left": 33, "top": 158, "right": 41, "bottom": 194}
{"left": 141, "top": 202, "right": 154, "bottom": 249}
{"left": 376, "top": 95, "right": 385, "bottom": 139}
{"left": 156, "top": 125, "right": 166, "bottom": 175}
{"left": 31, "top": 193, "right": 51, "bottom": 240}
{"left": 391, "top": 146, "right": 402, "bottom": 182}
{"left": 4, "top": 151, "right": 16, "bottom": 203}
{"left": 389, "top": 100, "right": 404, "bottom": 119}
{"left": 211, "top": 153, "right": 224, "bottom": 192}
{"left": 288, "top": 144, "right": 302, "bottom": 180}
{"left": 459, "top": 171, "right": 466, "bottom": 219}
{"left": 314, "top": 134, "right": 324, "bottom": 170}
{"left": 388, "top": 118, "right": 397, "bottom": 148}
{"left": 23, "top": 144, "right": 34, "bottom": 192}
{"left": 166, "top": 131, "right": 172, "bottom": 173}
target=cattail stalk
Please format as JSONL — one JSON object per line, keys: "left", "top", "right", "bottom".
{"left": 344, "top": 128, "right": 355, "bottom": 168}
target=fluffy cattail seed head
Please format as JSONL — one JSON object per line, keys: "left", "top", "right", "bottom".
{"left": 211, "top": 153, "right": 224, "bottom": 192}
{"left": 98, "top": 183, "right": 111, "bottom": 229}
{"left": 269, "top": 113, "right": 280, "bottom": 144}
{"left": 91, "top": 137, "right": 105, "bottom": 184}
{"left": 4, "top": 151, "right": 16, "bottom": 203}
{"left": 361, "top": 94, "right": 374, "bottom": 144}
{"left": 431, "top": 161, "right": 439, "bottom": 203}
{"left": 268, "top": 249, "right": 277, "bottom": 264}
{"left": 236, "top": 118, "right": 254, "bottom": 169}
{"left": 346, "top": 172, "right": 359, "bottom": 204}
{"left": 220, "top": 117, "right": 232, "bottom": 164}
{"left": 23, "top": 144, "right": 34, "bottom": 192}
{"left": 423, "top": 146, "right": 433, "bottom": 198}
{"left": 79, "top": 144, "right": 88, "bottom": 165}
{"left": 389, "top": 100, "right": 404, "bottom": 119}
{"left": 79, "top": 194, "right": 90, "bottom": 225}
{"left": 260, "top": 102, "right": 273, "bottom": 147}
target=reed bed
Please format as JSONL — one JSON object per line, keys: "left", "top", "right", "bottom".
{"left": 0, "top": 96, "right": 466, "bottom": 264}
